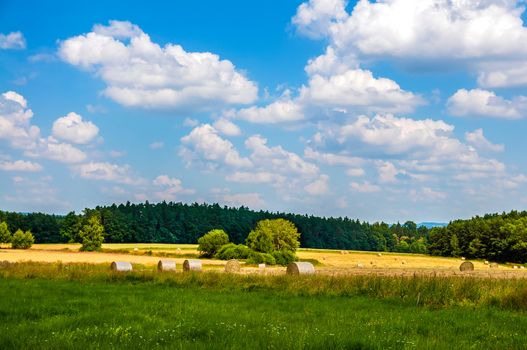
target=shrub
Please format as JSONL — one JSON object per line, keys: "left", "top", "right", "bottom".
{"left": 79, "top": 216, "right": 105, "bottom": 252}
{"left": 272, "top": 250, "right": 296, "bottom": 266}
{"left": 215, "top": 243, "right": 251, "bottom": 260}
{"left": 0, "top": 222, "right": 12, "bottom": 245}
{"left": 246, "top": 251, "right": 276, "bottom": 265}
{"left": 11, "top": 229, "right": 34, "bottom": 249}
{"left": 198, "top": 229, "right": 229, "bottom": 257}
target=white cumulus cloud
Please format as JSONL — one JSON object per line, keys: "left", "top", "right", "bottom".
{"left": 59, "top": 20, "right": 258, "bottom": 110}
{"left": 465, "top": 129, "right": 504, "bottom": 152}
{"left": 447, "top": 89, "right": 526, "bottom": 119}
{"left": 52, "top": 112, "right": 100, "bottom": 144}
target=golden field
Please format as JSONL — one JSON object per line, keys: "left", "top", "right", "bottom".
{"left": 0, "top": 243, "right": 525, "bottom": 278}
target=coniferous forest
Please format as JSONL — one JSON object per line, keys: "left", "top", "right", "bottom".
{"left": 1, "top": 202, "right": 527, "bottom": 263}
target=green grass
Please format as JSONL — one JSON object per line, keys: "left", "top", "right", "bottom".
{"left": 0, "top": 262, "right": 527, "bottom": 349}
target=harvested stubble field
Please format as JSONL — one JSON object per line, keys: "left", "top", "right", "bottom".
{"left": 1, "top": 243, "right": 526, "bottom": 278}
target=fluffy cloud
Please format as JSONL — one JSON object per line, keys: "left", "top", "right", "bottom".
{"left": 304, "top": 147, "right": 363, "bottom": 166}
{"left": 292, "top": 0, "right": 348, "bottom": 39}
{"left": 234, "top": 98, "right": 305, "bottom": 124}
{"left": 52, "top": 112, "right": 100, "bottom": 144}
{"left": 151, "top": 175, "right": 194, "bottom": 200}
{"left": 294, "top": 0, "right": 527, "bottom": 87}
{"left": 0, "top": 91, "right": 39, "bottom": 150}
{"left": 447, "top": 89, "right": 526, "bottom": 119}
{"left": 0, "top": 160, "right": 42, "bottom": 172}
{"left": 59, "top": 20, "right": 257, "bottom": 110}
{"left": 465, "top": 129, "right": 504, "bottom": 152}
{"left": 300, "top": 68, "right": 423, "bottom": 114}
{"left": 350, "top": 181, "right": 381, "bottom": 193}
{"left": 304, "top": 174, "right": 330, "bottom": 195}
{"left": 0, "top": 91, "right": 87, "bottom": 163}
{"left": 180, "top": 124, "right": 252, "bottom": 169}
{"left": 149, "top": 141, "right": 164, "bottom": 150}
{"left": 0, "top": 31, "right": 26, "bottom": 49}
{"left": 73, "top": 162, "right": 142, "bottom": 185}
{"left": 312, "top": 113, "right": 507, "bottom": 181}
{"left": 245, "top": 135, "right": 319, "bottom": 176}
{"left": 213, "top": 118, "right": 241, "bottom": 136}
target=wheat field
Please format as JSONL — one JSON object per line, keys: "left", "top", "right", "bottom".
{"left": 0, "top": 243, "right": 525, "bottom": 278}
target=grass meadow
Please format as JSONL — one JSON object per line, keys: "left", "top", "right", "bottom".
{"left": 0, "top": 261, "right": 527, "bottom": 349}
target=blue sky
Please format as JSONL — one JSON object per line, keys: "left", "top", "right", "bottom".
{"left": 1, "top": 0, "right": 526, "bottom": 222}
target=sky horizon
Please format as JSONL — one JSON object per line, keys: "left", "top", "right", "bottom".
{"left": 1, "top": 0, "right": 526, "bottom": 223}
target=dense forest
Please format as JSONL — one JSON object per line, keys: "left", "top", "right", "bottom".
{"left": 428, "top": 211, "right": 527, "bottom": 263}
{"left": 3, "top": 202, "right": 526, "bottom": 262}
{"left": 0, "top": 201, "right": 428, "bottom": 253}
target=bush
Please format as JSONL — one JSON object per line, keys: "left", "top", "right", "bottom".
{"left": 198, "top": 229, "right": 230, "bottom": 257}
{"left": 215, "top": 243, "right": 251, "bottom": 260}
{"left": 272, "top": 250, "right": 296, "bottom": 266}
{"left": 11, "top": 229, "right": 34, "bottom": 249}
{"left": 246, "top": 251, "right": 276, "bottom": 265}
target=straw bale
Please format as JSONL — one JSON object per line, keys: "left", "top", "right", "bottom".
{"left": 183, "top": 259, "right": 202, "bottom": 272}
{"left": 286, "top": 262, "right": 315, "bottom": 275}
{"left": 459, "top": 261, "right": 474, "bottom": 271}
{"left": 224, "top": 259, "right": 241, "bottom": 273}
{"left": 111, "top": 261, "right": 132, "bottom": 272}
{"left": 157, "top": 260, "right": 176, "bottom": 272}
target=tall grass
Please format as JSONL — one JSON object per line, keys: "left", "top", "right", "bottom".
{"left": 1, "top": 261, "right": 526, "bottom": 310}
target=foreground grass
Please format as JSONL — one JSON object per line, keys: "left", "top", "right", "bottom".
{"left": 0, "top": 262, "right": 526, "bottom": 349}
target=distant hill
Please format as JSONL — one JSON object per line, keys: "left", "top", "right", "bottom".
{"left": 418, "top": 222, "right": 447, "bottom": 229}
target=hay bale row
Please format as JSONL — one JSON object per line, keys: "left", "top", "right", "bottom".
{"left": 286, "top": 262, "right": 315, "bottom": 275}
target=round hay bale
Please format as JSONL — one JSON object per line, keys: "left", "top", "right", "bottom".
{"left": 521, "top": 266, "right": 525, "bottom": 269}
{"left": 157, "top": 260, "right": 176, "bottom": 272}
{"left": 286, "top": 262, "right": 315, "bottom": 275}
{"left": 484, "top": 261, "right": 489, "bottom": 265}
{"left": 461, "top": 257, "right": 466, "bottom": 260}
{"left": 490, "top": 262, "right": 499, "bottom": 268}
{"left": 133, "top": 247, "right": 138, "bottom": 252}
{"left": 459, "top": 261, "right": 474, "bottom": 271}
{"left": 513, "top": 265, "right": 519, "bottom": 269}
{"left": 401, "top": 260, "right": 406, "bottom": 265}
{"left": 183, "top": 259, "right": 202, "bottom": 272}
{"left": 111, "top": 261, "right": 132, "bottom": 272}
{"left": 258, "top": 263, "right": 266, "bottom": 270}
{"left": 356, "top": 263, "right": 364, "bottom": 268}
{"left": 377, "top": 253, "right": 382, "bottom": 257}
{"left": 224, "top": 259, "right": 241, "bottom": 273}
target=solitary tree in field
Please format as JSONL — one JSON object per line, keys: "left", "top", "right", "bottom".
{"left": 11, "top": 229, "right": 34, "bottom": 249}
{"left": 247, "top": 219, "right": 300, "bottom": 253}
{"left": 246, "top": 219, "right": 300, "bottom": 265}
{"left": 0, "top": 222, "right": 11, "bottom": 246}
{"left": 197, "top": 229, "right": 229, "bottom": 257}
{"left": 79, "top": 216, "right": 105, "bottom": 251}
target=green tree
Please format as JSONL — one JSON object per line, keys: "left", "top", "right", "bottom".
{"left": 11, "top": 229, "right": 34, "bottom": 249}
{"left": 246, "top": 219, "right": 300, "bottom": 265}
{"left": 197, "top": 229, "right": 229, "bottom": 257}
{"left": 450, "top": 233, "right": 462, "bottom": 257}
{"left": 0, "top": 221, "right": 12, "bottom": 245}
{"left": 79, "top": 216, "right": 105, "bottom": 251}
{"left": 60, "top": 211, "right": 82, "bottom": 243}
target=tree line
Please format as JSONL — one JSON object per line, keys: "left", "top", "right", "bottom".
{"left": 0, "top": 201, "right": 428, "bottom": 253}
{"left": 428, "top": 210, "right": 527, "bottom": 263}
